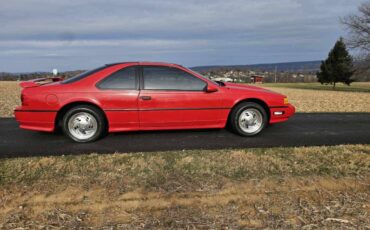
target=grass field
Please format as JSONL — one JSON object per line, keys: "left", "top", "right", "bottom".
{"left": 0, "top": 81, "right": 370, "bottom": 117}
{"left": 261, "top": 86, "right": 370, "bottom": 113}
{"left": 262, "top": 82, "right": 370, "bottom": 93}
{"left": 0, "top": 81, "right": 21, "bottom": 117}
{"left": 1, "top": 145, "right": 369, "bottom": 228}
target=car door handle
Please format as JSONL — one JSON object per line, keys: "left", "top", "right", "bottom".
{"left": 140, "top": 96, "right": 152, "bottom": 100}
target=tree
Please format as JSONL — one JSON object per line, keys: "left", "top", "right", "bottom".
{"left": 342, "top": 1, "right": 370, "bottom": 73}
{"left": 317, "top": 38, "right": 354, "bottom": 88}
{"left": 342, "top": 2, "right": 370, "bottom": 51}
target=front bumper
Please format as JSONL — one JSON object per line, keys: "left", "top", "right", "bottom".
{"left": 14, "top": 106, "right": 57, "bottom": 132}
{"left": 269, "top": 104, "right": 295, "bottom": 124}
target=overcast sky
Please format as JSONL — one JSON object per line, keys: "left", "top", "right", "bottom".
{"left": 0, "top": 0, "right": 364, "bottom": 72}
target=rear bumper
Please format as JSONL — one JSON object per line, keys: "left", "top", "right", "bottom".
{"left": 269, "top": 104, "right": 295, "bottom": 124}
{"left": 14, "top": 107, "right": 57, "bottom": 132}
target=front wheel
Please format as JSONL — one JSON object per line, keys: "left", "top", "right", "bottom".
{"left": 229, "top": 102, "right": 268, "bottom": 136}
{"left": 62, "top": 105, "right": 106, "bottom": 143}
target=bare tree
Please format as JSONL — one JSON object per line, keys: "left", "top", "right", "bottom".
{"left": 342, "top": 2, "right": 370, "bottom": 51}
{"left": 341, "top": 1, "right": 370, "bottom": 77}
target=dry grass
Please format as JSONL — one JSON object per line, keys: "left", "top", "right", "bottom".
{"left": 262, "top": 82, "right": 370, "bottom": 93}
{"left": 1, "top": 145, "right": 369, "bottom": 228}
{"left": 0, "top": 81, "right": 20, "bottom": 117}
{"left": 1, "top": 81, "right": 369, "bottom": 117}
{"left": 262, "top": 86, "right": 370, "bottom": 113}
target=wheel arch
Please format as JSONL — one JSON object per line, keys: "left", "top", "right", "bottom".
{"left": 228, "top": 98, "right": 270, "bottom": 124}
{"left": 55, "top": 101, "right": 108, "bottom": 131}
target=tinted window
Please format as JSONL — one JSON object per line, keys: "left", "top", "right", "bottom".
{"left": 62, "top": 65, "right": 107, "bottom": 84}
{"left": 143, "top": 66, "right": 206, "bottom": 91}
{"left": 97, "top": 67, "right": 137, "bottom": 89}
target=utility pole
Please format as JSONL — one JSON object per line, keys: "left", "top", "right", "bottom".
{"left": 274, "top": 65, "right": 277, "bottom": 83}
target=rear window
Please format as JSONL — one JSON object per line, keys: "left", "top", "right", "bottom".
{"left": 97, "top": 66, "right": 137, "bottom": 90}
{"left": 62, "top": 65, "right": 107, "bottom": 84}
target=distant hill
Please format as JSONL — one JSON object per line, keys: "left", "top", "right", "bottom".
{"left": 191, "top": 60, "right": 321, "bottom": 73}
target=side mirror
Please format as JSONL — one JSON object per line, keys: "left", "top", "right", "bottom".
{"left": 205, "top": 84, "right": 218, "bottom": 93}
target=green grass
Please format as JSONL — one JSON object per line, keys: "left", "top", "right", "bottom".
{"left": 261, "top": 82, "right": 370, "bottom": 92}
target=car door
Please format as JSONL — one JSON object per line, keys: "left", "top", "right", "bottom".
{"left": 138, "top": 65, "right": 225, "bottom": 129}
{"left": 96, "top": 65, "right": 140, "bottom": 131}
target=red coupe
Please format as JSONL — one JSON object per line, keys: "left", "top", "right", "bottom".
{"left": 14, "top": 62, "right": 295, "bottom": 142}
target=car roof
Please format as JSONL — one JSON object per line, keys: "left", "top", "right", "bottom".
{"left": 105, "top": 61, "right": 182, "bottom": 67}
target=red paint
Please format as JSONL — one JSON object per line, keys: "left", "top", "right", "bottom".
{"left": 14, "top": 62, "right": 295, "bottom": 133}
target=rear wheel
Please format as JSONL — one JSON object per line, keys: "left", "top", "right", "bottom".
{"left": 229, "top": 102, "right": 268, "bottom": 136}
{"left": 62, "top": 105, "right": 106, "bottom": 143}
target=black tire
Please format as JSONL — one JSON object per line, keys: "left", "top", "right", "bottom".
{"left": 62, "top": 105, "right": 106, "bottom": 143}
{"left": 229, "top": 102, "right": 268, "bottom": 136}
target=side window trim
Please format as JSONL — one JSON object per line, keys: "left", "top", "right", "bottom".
{"left": 96, "top": 65, "right": 140, "bottom": 90}
{"left": 138, "top": 66, "right": 144, "bottom": 90}
{"left": 140, "top": 65, "right": 207, "bottom": 92}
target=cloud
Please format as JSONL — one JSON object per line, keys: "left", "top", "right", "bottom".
{"left": 0, "top": 39, "right": 209, "bottom": 49}
{"left": 0, "top": 0, "right": 364, "bottom": 71}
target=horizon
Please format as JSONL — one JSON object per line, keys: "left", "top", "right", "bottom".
{"left": 0, "top": 0, "right": 362, "bottom": 72}
{"left": 1, "top": 60, "right": 322, "bottom": 74}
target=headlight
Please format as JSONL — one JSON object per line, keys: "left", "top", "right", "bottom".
{"left": 284, "top": 97, "right": 289, "bottom": 104}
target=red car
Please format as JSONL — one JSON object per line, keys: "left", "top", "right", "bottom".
{"left": 14, "top": 62, "right": 295, "bottom": 143}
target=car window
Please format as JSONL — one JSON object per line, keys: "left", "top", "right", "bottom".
{"left": 62, "top": 65, "right": 107, "bottom": 84}
{"left": 143, "top": 66, "right": 206, "bottom": 91}
{"left": 97, "top": 66, "right": 137, "bottom": 89}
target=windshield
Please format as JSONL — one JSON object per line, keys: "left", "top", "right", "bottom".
{"left": 62, "top": 65, "right": 107, "bottom": 84}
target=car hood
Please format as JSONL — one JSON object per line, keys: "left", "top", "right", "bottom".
{"left": 224, "top": 82, "right": 284, "bottom": 96}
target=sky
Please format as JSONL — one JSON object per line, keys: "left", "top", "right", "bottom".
{"left": 0, "top": 0, "right": 364, "bottom": 72}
